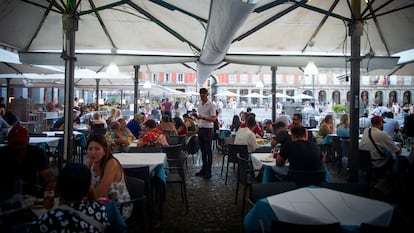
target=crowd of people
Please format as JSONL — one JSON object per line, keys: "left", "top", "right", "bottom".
{"left": 1, "top": 90, "right": 414, "bottom": 231}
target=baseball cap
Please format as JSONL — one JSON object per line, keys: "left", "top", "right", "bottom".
{"left": 371, "top": 115, "right": 385, "bottom": 125}
{"left": 8, "top": 125, "right": 29, "bottom": 143}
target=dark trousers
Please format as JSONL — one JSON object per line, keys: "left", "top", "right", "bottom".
{"left": 198, "top": 128, "right": 213, "bottom": 173}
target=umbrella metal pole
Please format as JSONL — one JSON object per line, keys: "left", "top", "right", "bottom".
{"left": 271, "top": 66, "right": 277, "bottom": 122}
{"left": 133, "top": 65, "right": 140, "bottom": 114}
{"left": 348, "top": 0, "right": 362, "bottom": 182}
{"left": 62, "top": 13, "right": 78, "bottom": 164}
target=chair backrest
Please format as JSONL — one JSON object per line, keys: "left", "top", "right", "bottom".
{"left": 127, "top": 146, "right": 162, "bottom": 153}
{"left": 287, "top": 169, "right": 326, "bottom": 187}
{"left": 167, "top": 135, "right": 186, "bottom": 152}
{"left": 90, "top": 123, "right": 107, "bottom": 136}
{"left": 163, "top": 144, "right": 186, "bottom": 178}
{"left": 186, "top": 135, "right": 199, "bottom": 155}
{"left": 229, "top": 144, "right": 249, "bottom": 184}
{"left": 125, "top": 176, "right": 145, "bottom": 199}
{"left": 271, "top": 220, "right": 341, "bottom": 233}
{"left": 228, "top": 143, "right": 248, "bottom": 163}
{"left": 124, "top": 166, "right": 151, "bottom": 201}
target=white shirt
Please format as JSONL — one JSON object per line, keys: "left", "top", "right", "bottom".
{"left": 382, "top": 117, "right": 400, "bottom": 140}
{"left": 197, "top": 100, "right": 216, "bottom": 128}
{"left": 234, "top": 127, "right": 258, "bottom": 153}
{"left": 359, "top": 127, "right": 400, "bottom": 168}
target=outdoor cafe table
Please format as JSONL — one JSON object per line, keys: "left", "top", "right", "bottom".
{"left": 42, "top": 130, "right": 87, "bottom": 147}
{"left": 244, "top": 187, "right": 395, "bottom": 233}
{"left": 113, "top": 152, "right": 166, "bottom": 184}
{"left": 250, "top": 153, "right": 332, "bottom": 183}
{"left": 29, "top": 137, "right": 60, "bottom": 151}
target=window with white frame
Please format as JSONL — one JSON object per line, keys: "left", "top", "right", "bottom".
{"left": 177, "top": 73, "right": 184, "bottom": 83}
{"left": 240, "top": 74, "right": 248, "bottom": 84}
{"left": 164, "top": 73, "right": 172, "bottom": 83}
{"left": 152, "top": 73, "right": 158, "bottom": 83}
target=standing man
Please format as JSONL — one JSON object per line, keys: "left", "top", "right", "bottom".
{"left": 194, "top": 88, "right": 217, "bottom": 179}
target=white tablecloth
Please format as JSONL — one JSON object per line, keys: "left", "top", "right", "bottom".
{"left": 113, "top": 152, "right": 165, "bottom": 171}
{"left": 29, "top": 137, "right": 60, "bottom": 145}
{"left": 244, "top": 187, "right": 394, "bottom": 233}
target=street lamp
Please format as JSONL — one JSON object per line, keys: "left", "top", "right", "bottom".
{"left": 304, "top": 61, "right": 319, "bottom": 102}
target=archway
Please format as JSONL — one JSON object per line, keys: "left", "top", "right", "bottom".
{"left": 332, "top": 90, "right": 340, "bottom": 105}
{"left": 403, "top": 91, "right": 411, "bottom": 104}
{"left": 375, "top": 91, "right": 383, "bottom": 106}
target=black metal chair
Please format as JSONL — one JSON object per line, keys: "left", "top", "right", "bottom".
{"left": 286, "top": 169, "right": 326, "bottom": 187}
{"left": 121, "top": 176, "right": 147, "bottom": 231}
{"left": 231, "top": 144, "right": 261, "bottom": 216}
{"left": 338, "top": 137, "right": 350, "bottom": 174}
{"left": 124, "top": 166, "right": 153, "bottom": 222}
{"left": 221, "top": 137, "right": 236, "bottom": 185}
{"left": 163, "top": 144, "right": 189, "bottom": 214}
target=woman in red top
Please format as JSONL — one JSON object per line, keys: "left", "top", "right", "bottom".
{"left": 137, "top": 119, "right": 169, "bottom": 147}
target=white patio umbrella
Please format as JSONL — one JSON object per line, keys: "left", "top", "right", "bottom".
{"left": 214, "top": 91, "right": 240, "bottom": 97}
{"left": 265, "top": 93, "right": 294, "bottom": 99}
{"left": 242, "top": 93, "right": 266, "bottom": 98}
{"left": 292, "top": 94, "right": 314, "bottom": 100}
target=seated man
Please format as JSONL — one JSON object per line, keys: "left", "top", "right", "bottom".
{"left": 30, "top": 163, "right": 110, "bottom": 232}
{"left": 275, "top": 126, "right": 322, "bottom": 172}
{"left": 0, "top": 126, "right": 54, "bottom": 201}
{"left": 359, "top": 116, "right": 401, "bottom": 192}
{"left": 271, "top": 121, "right": 291, "bottom": 147}
{"left": 234, "top": 115, "right": 259, "bottom": 153}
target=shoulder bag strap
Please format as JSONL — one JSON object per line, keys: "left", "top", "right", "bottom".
{"left": 368, "top": 128, "right": 387, "bottom": 160}
{"left": 59, "top": 204, "right": 105, "bottom": 232}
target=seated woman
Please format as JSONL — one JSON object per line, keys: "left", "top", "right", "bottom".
{"left": 137, "top": 119, "right": 169, "bottom": 148}
{"left": 30, "top": 163, "right": 109, "bottom": 232}
{"left": 157, "top": 115, "right": 177, "bottom": 136}
{"left": 183, "top": 113, "right": 196, "bottom": 134}
{"left": 336, "top": 114, "right": 350, "bottom": 138}
{"left": 105, "top": 120, "right": 130, "bottom": 153}
{"left": 230, "top": 114, "right": 241, "bottom": 132}
{"left": 173, "top": 116, "right": 188, "bottom": 136}
{"left": 318, "top": 114, "right": 334, "bottom": 144}
{"left": 86, "top": 135, "right": 132, "bottom": 219}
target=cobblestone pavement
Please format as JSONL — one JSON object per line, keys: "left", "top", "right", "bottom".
{"left": 126, "top": 150, "right": 413, "bottom": 233}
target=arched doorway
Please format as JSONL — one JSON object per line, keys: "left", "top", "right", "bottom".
{"left": 346, "top": 91, "right": 351, "bottom": 104}
{"left": 318, "top": 90, "right": 326, "bottom": 105}
{"left": 403, "top": 91, "right": 411, "bottom": 104}
{"left": 361, "top": 90, "right": 369, "bottom": 107}
{"left": 209, "top": 76, "right": 218, "bottom": 100}
{"left": 388, "top": 91, "right": 397, "bottom": 106}
{"left": 375, "top": 91, "right": 383, "bottom": 106}
{"left": 332, "top": 90, "right": 340, "bottom": 105}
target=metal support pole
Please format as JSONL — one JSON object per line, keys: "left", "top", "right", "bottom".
{"left": 133, "top": 65, "right": 140, "bottom": 114}
{"left": 348, "top": 0, "right": 363, "bottom": 182}
{"left": 271, "top": 66, "right": 277, "bottom": 122}
{"left": 95, "top": 79, "right": 100, "bottom": 109}
{"left": 62, "top": 13, "right": 78, "bottom": 164}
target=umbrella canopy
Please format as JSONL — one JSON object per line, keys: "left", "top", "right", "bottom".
{"left": 292, "top": 94, "right": 314, "bottom": 100}
{"left": 242, "top": 93, "right": 266, "bottom": 98}
{"left": 214, "top": 91, "right": 240, "bottom": 97}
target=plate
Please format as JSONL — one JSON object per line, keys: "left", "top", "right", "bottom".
{"left": 261, "top": 158, "right": 274, "bottom": 162}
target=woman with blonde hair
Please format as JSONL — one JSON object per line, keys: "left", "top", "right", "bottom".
{"left": 336, "top": 114, "right": 350, "bottom": 137}
{"left": 318, "top": 114, "right": 334, "bottom": 144}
